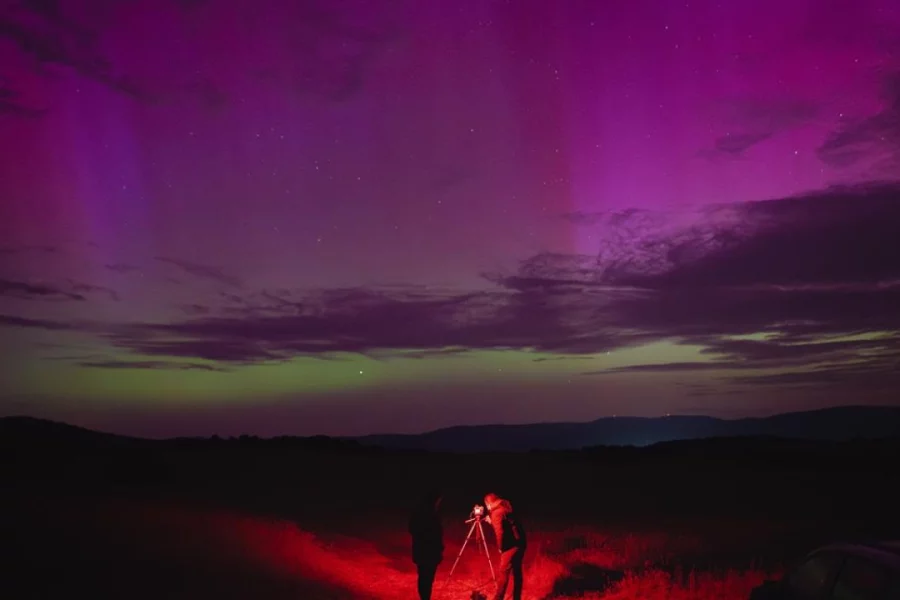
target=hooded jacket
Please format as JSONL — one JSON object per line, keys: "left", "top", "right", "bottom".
{"left": 487, "top": 499, "right": 526, "bottom": 553}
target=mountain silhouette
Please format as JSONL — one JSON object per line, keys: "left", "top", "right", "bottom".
{"left": 350, "top": 406, "right": 900, "bottom": 452}
{"left": 0, "top": 415, "right": 151, "bottom": 449}
{"left": 2, "top": 406, "right": 899, "bottom": 453}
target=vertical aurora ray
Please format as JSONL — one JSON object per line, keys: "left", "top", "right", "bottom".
{"left": 53, "top": 81, "right": 153, "bottom": 306}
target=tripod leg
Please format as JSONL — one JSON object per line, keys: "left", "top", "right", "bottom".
{"left": 477, "top": 521, "right": 497, "bottom": 583}
{"left": 445, "top": 520, "right": 478, "bottom": 582}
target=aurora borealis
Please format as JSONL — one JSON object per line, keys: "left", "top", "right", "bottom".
{"left": 2, "top": 0, "right": 900, "bottom": 438}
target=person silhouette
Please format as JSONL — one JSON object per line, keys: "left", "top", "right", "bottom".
{"left": 408, "top": 488, "right": 444, "bottom": 600}
{"left": 484, "top": 493, "right": 526, "bottom": 600}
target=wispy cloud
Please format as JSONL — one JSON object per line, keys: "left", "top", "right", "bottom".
{"left": 0, "top": 77, "right": 45, "bottom": 117}
{"left": 178, "top": 303, "right": 212, "bottom": 316}
{"left": 726, "top": 356, "right": 900, "bottom": 389}
{"left": 78, "top": 359, "right": 229, "bottom": 372}
{"left": 0, "top": 314, "right": 74, "bottom": 330}
{"left": 585, "top": 362, "right": 740, "bottom": 375}
{"left": 4, "top": 183, "right": 900, "bottom": 392}
{"left": 709, "top": 131, "right": 773, "bottom": 157}
{"left": 0, "top": 244, "right": 59, "bottom": 255}
{"left": 584, "top": 334, "right": 899, "bottom": 376}
{"left": 105, "top": 263, "right": 141, "bottom": 274}
{"left": 0, "top": 0, "right": 402, "bottom": 115}
{"left": 0, "top": 278, "right": 85, "bottom": 301}
{"left": 0, "top": 1, "right": 146, "bottom": 100}
{"left": 533, "top": 355, "right": 595, "bottom": 362}
{"left": 154, "top": 257, "right": 243, "bottom": 288}
{"left": 363, "top": 347, "right": 471, "bottom": 361}
{"left": 0, "top": 277, "right": 122, "bottom": 303}
{"left": 269, "top": 1, "right": 401, "bottom": 103}
{"left": 701, "top": 97, "right": 819, "bottom": 159}
{"left": 67, "top": 281, "right": 119, "bottom": 302}
{"left": 817, "top": 72, "right": 900, "bottom": 172}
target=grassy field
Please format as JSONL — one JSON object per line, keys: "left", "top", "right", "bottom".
{"left": 3, "top": 491, "right": 802, "bottom": 600}
{"left": 5, "top": 436, "right": 899, "bottom": 599}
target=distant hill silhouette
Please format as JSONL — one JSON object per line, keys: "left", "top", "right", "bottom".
{"left": 0, "top": 415, "right": 151, "bottom": 449}
{"left": 0, "top": 415, "right": 363, "bottom": 453}
{"left": 2, "top": 406, "right": 899, "bottom": 454}
{"left": 351, "top": 406, "right": 900, "bottom": 452}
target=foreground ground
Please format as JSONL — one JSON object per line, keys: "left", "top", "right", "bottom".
{"left": 3, "top": 490, "right": 821, "bottom": 600}
{"left": 4, "top": 435, "right": 899, "bottom": 598}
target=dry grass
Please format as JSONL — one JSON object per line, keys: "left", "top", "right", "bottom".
{"left": 228, "top": 509, "right": 782, "bottom": 599}
{"left": 10, "top": 495, "right": 784, "bottom": 599}
{"left": 427, "top": 526, "right": 779, "bottom": 600}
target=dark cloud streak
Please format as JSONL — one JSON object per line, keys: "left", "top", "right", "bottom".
{"left": 105, "top": 263, "right": 141, "bottom": 274}
{"left": 100, "top": 180, "right": 900, "bottom": 368}
{"left": 0, "top": 0, "right": 398, "bottom": 115}
{"left": 0, "top": 278, "right": 85, "bottom": 301}
{"left": 703, "top": 98, "right": 819, "bottom": 159}
{"left": 817, "top": 72, "right": 900, "bottom": 171}
{"left": 154, "top": 257, "right": 243, "bottom": 288}
{"left": 67, "top": 281, "right": 119, "bottom": 302}
{"left": 0, "top": 277, "right": 122, "bottom": 303}
{"left": 0, "top": 314, "right": 73, "bottom": 330}
{"left": 78, "top": 359, "right": 229, "bottom": 372}
{"left": 0, "top": 77, "right": 45, "bottom": 117}
{"left": 0, "top": 1, "right": 147, "bottom": 100}
{"left": 3, "top": 183, "right": 900, "bottom": 393}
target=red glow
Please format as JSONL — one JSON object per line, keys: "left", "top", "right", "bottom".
{"left": 74, "top": 500, "right": 774, "bottom": 599}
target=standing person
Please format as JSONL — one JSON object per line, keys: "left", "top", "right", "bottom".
{"left": 409, "top": 488, "right": 444, "bottom": 600}
{"left": 484, "top": 492, "right": 526, "bottom": 600}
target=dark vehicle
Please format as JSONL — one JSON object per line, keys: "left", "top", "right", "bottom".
{"left": 750, "top": 541, "right": 900, "bottom": 599}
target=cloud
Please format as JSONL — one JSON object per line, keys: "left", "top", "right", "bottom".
{"left": 4, "top": 183, "right": 900, "bottom": 390}
{"left": 0, "top": 314, "right": 73, "bottom": 330}
{"left": 533, "top": 355, "right": 595, "bottom": 362}
{"left": 0, "top": 0, "right": 399, "bottom": 113}
{"left": 817, "top": 72, "right": 900, "bottom": 171}
{"left": 726, "top": 356, "right": 900, "bottom": 389}
{"left": 0, "top": 277, "right": 121, "bottom": 303}
{"left": 274, "top": 1, "right": 400, "bottom": 103}
{"left": 0, "top": 244, "right": 59, "bottom": 255}
{"left": 580, "top": 181, "right": 900, "bottom": 290}
{"left": 105, "top": 263, "right": 141, "bottom": 274}
{"left": 154, "top": 257, "right": 243, "bottom": 288}
{"left": 584, "top": 334, "right": 899, "bottom": 376}
{"left": 0, "top": 278, "right": 85, "bottom": 301}
{"left": 585, "top": 362, "right": 740, "bottom": 375}
{"left": 709, "top": 131, "right": 773, "bottom": 156}
{"left": 0, "top": 78, "right": 45, "bottom": 117}
{"left": 363, "top": 347, "right": 471, "bottom": 361}
{"left": 102, "top": 287, "right": 518, "bottom": 363}
{"left": 702, "top": 98, "right": 819, "bottom": 159}
{"left": 78, "top": 359, "right": 229, "bottom": 372}
{"left": 185, "top": 77, "right": 228, "bottom": 111}
{"left": 67, "top": 281, "right": 119, "bottom": 302}
{"left": 178, "top": 303, "right": 212, "bottom": 316}
{"left": 135, "top": 184, "right": 900, "bottom": 372}
{"left": 0, "top": 2, "right": 147, "bottom": 100}
{"left": 697, "top": 335, "right": 895, "bottom": 363}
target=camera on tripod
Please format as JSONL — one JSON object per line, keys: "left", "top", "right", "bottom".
{"left": 447, "top": 502, "right": 497, "bottom": 587}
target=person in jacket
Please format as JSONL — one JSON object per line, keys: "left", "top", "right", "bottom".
{"left": 408, "top": 488, "right": 444, "bottom": 600}
{"left": 484, "top": 492, "right": 526, "bottom": 600}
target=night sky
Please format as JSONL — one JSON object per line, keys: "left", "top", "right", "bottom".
{"left": 2, "top": 0, "right": 900, "bottom": 438}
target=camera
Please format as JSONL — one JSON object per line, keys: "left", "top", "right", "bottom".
{"left": 471, "top": 504, "right": 485, "bottom": 518}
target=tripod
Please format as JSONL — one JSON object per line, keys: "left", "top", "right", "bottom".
{"left": 443, "top": 510, "right": 496, "bottom": 593}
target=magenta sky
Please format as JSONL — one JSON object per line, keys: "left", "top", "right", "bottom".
{"left": 2, "top": 0, "right": 900, "bottom": 438}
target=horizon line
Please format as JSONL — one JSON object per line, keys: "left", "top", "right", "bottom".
{"left": 2, "top": 403, "right": 898, "bottom": 442}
